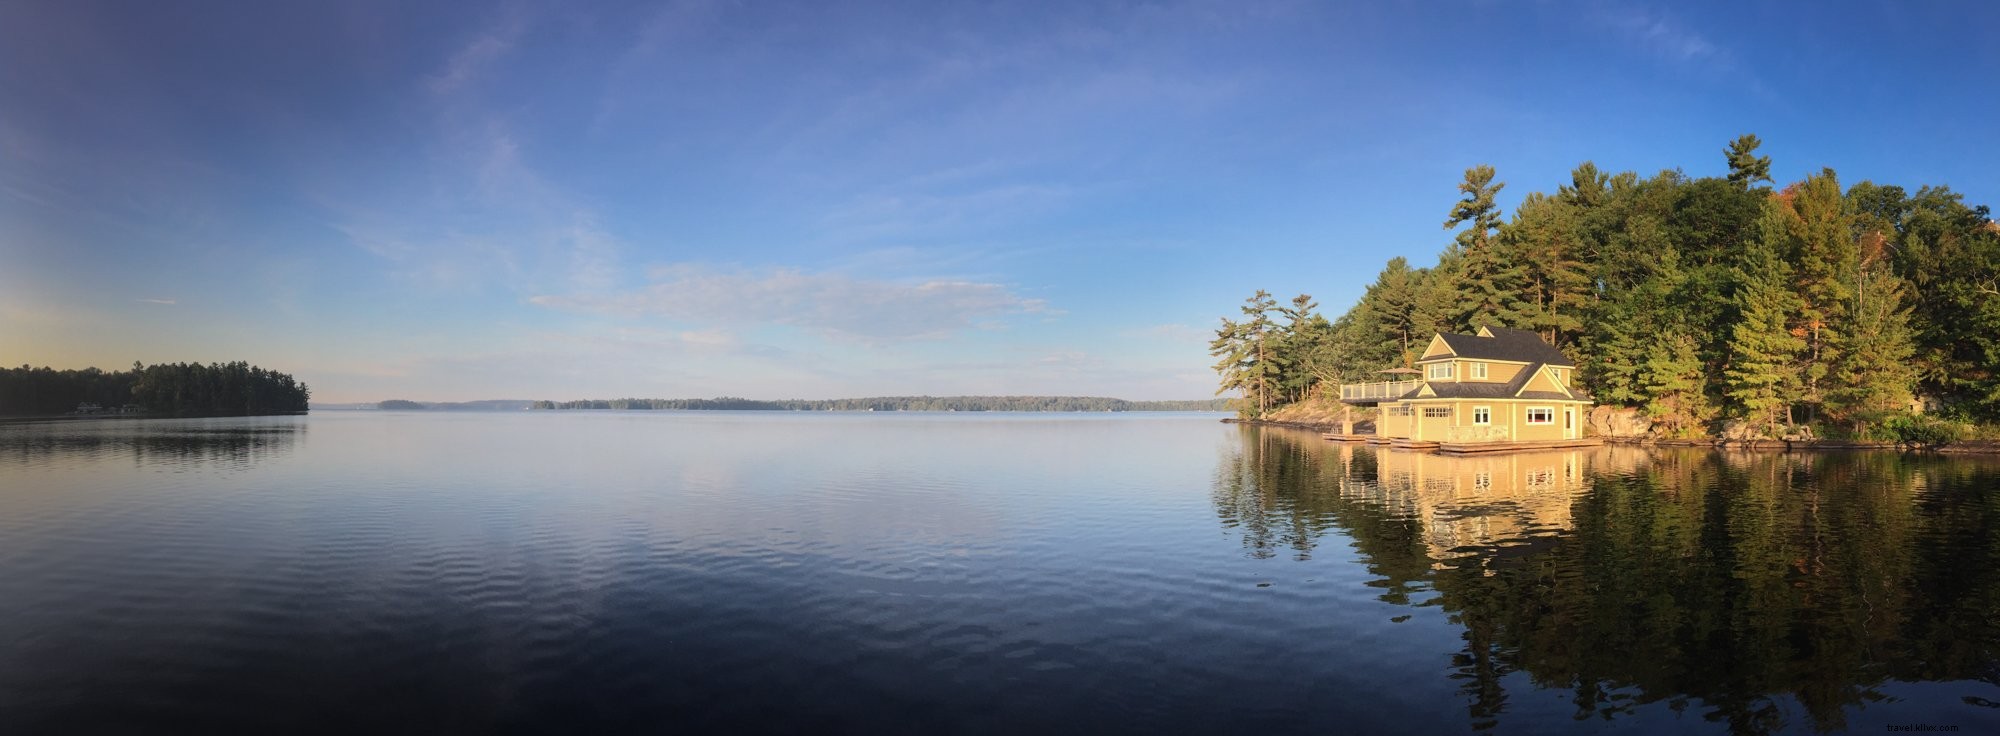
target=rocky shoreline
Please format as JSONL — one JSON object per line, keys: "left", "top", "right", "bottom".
{"left": 1222, "top": 415, "right": 2000, "bottom": 454}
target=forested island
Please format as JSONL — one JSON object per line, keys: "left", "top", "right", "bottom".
{"left": 1212, "top": 135, "right": 2000, "bottom": 443}
{"left": 528, "top": 396, "right": 1232, "bottom": 412}
{"left": 0, "top": 362, "right": 311, "bottom": 417}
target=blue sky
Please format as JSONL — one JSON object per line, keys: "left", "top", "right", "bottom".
{"left": 4, "top": 1, "right": 1997, "bottom": 402}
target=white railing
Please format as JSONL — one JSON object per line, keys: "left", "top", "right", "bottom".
{"left": 1444, "top": 425, "right": 1510, "bottom": 443}
{"left": 1340, "top": 380, "right": 1422, "bottom": 402}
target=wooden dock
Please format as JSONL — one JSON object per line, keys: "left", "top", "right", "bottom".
{"left": 1389, "top": 438, "right": 1441, "bottom": 451}
{"left": 1436, "top": 437, "right": 1604, "bottom": 455}
{"left": 1320, "top": 433, "right": 1371, "bottom": 442}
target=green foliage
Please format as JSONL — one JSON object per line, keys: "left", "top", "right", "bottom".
{"left": 1860, "top": 414, "right": 1966, "bottom": 445}
{"left": 1724, "top": 240, "right": 1807, "bottom": 431}
{"left": 1724, "top": 133, "right": 1772, "bottom": 188}
{"left": 1640, "top": 329, "right": 1715, "bottom": 438}
{"left": 1826, "top": 266, "right": 1917, "bottom": 424}
{"left": 1210, "top": 289, "right": 1343, "bottom": 416}
{"left": 0, "top": 362, "right": 310, "bottom": 417}
{"left": 377, "top": 399, "right": 426, "bottom": 410}
{"left": 1214, "top": 134, "right": 2000, "bottom": 433}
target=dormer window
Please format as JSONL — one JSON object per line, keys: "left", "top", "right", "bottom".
{"left": 1427, "top": 363, "right": 1454, "bottom": 380}
{"left": 1551, "top": 368, "right": 1565, "bottom": 385}
{"left": 1471, "top": 363, "right": 1487, "bottom": 380}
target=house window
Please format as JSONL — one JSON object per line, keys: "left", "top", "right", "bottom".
{"left": 1427, "top": 363, "right": 1454, "bottom": 380}
{"left": 1473, "top": 406, "right": 1490, "bottom": 425}
{"left": 1551, "top": 368, "right": 1564, "bottom": 385}
{"left": 1471, "top": 362, "right": 1488, "bottom": 379}
{"left": 1526, "top": 407, "right": 1554, "bottom": 424}
{"left": 1422, "top": 406, "right": 1451, "bottom": 419}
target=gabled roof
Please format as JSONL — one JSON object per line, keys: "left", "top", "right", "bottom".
{"left": 1419, "top": 326, "right": 1576, "bottom": 367}
{"left": 1398, "top": 361, "right": 1593, "bottom": 402}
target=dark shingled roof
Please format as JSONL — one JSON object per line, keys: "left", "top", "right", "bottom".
{"left": 1398, "top": 359, "right": 1592, "bottom": 402}
{"left": 1428, "top": 327, "right": 1576, "bottom": 367}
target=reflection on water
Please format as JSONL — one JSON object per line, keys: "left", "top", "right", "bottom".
{"left": 1215, "top": 426, "right": 2000, "bottom": 734}
{"left": 2, "top": 413, "right": 1997, "bottom": 734}
{"left": 0, "top": 416, "right": 304, "bottom": 470}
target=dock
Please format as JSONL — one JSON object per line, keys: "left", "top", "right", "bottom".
{"left": 1390, "top": 438, "right": 1442, "bottom": 451}
{"left": 1436, "top": 437, "right": 1604, "bottom": 455}
{"left": 1320, "top": 433, "right": 1371, "bottom": 442}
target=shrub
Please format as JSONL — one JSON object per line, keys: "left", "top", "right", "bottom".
{"left": 1862, "top": 413, "right": 1967, "bottom": 445}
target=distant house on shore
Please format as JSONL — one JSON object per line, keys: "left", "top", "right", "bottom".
{"left": 1340, "top": 326, "right": 1593, "bottom": 445}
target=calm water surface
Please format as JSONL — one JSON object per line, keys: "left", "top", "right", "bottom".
{"left": 1, "top": 412, "right": 1997, "bottom": 734}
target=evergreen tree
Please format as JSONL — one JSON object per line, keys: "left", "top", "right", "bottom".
{"left": 1758, "top": 170, "right": 1856, "bottom": 417}
{"left": 1209, "top": 291, "right": 1285, "bottom": 415}
{"left": 1444, "top": 165, "right": 1511, "bottom": 328}
{"left": 1725, "top": 134, "right": 1772, "bottom": 189}
{"left": 1725, "top": 241, "right": 1807, "bottom": 434}
{"left": 1641, "top": 328, "right": 1715, "bottom": 438}
{"left": 1826, "top": 265, "right": 1918, "bottom": 430}
{"left": 1498, "top": 192, "right": 1590, "bottom": 345}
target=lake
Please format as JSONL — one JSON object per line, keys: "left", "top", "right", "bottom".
{"left": 1, "top": 412, "right": 1997, "bottom": 734}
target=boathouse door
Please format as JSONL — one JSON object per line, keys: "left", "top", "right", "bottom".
{"left": 1563, "top": 408, "right": 1576, "bottom": 439}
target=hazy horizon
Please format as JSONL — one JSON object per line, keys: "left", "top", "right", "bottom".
{"left": 7, "top": 1, "right": 1998, "bottom": 402}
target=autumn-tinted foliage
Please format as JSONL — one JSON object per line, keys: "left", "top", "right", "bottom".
{"left": 1215, "top": 135, "right": 2000, "bottom": 434}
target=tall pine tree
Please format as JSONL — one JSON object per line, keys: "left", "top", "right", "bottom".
{"left": 1724, "top": 240, "right": 1807, "bottom": 434}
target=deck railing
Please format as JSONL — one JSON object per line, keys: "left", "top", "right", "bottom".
{"left": 1339, "top": 380, "right": 1422, "bottom": 402}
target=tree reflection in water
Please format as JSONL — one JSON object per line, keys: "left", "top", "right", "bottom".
{"left": 1213, "top": 425, "right": 2000, "bottom": 734}
{"left": 0, "top": 418, "right": 304, "bottom": 470}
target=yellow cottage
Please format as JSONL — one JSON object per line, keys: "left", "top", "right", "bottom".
{"left": 1340, "top": 326, "right": 1593, "bottom": 449}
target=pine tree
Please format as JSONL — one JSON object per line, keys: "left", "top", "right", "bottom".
{"left": 1209, "top": 291, "right": 1284, "bottom": 415}
{"left": 1444, "top": 165, "right": 1510, "bottom": 328}
{"left": 1826, "top": 265, "right": 1918, "bottom": 429}
{"left": 1757, "top": 170, "right": 1856, "bottom": 417}
{"left": 1641, "top": 329, "right": 1715, "bottom": 438}
{"left": 1499, "top": 193, "right": 1591, "bottom": 345}
{"left": 1725, "top": 134, "right": 1772, "bottom": 189}
{"left": 1725, "top": 242, "right": 1807, "bottom": 434}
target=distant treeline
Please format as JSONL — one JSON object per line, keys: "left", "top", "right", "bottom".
{"left": 529, "top": 396, "right": 1233, "bottom": 412}
{"left": 365, "top": 399, "right": 533, "bottom": 411}
{"left": 0, "top": 362, "right": 310, "bottom": 417}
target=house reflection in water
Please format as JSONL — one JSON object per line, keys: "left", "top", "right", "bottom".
{"left": 1352, "top": 447, "right": 1588, "bottom": 567}
{"left": 1217, "top": 426, "right": 2000, "bottom": 734}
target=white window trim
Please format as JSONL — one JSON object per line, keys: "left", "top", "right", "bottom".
{"left": 1421, "top": 406, "right": 1452, "bottom": 419}
{"left": 1472, "top": 406, "right": 1491, "bottom": 425}
{"left": 1526, "top": 406, "right": 1555, "bottom": 425}
{"left": 1427, "top": 363, "right": 1454, "bottom": 380}
{"left": 1471, "top": 362, "right": 1487, "bottom": 379}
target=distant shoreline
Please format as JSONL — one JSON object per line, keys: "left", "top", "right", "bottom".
{"left": 321, "top": 396, "right": 1236, "bottom": 413}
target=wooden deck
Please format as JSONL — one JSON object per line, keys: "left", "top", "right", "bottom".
{"left": 1436, "top": 437, "right": 1604, "bottom": 455}
{"left": 1389, "top": 438, "right": 1441, "bottom": 451}
{"left": 1320, "top": 433, "right": 1372, "bottom": 442}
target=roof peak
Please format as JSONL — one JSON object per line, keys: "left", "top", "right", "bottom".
{"left": 1426, "top": 327, "right": 1577, "bottom": 367}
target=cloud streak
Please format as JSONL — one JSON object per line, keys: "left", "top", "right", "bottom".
{"left": 428, "top": 9, "right": 527, "bottom": 95}
{"left": 529, "top": 264, "right": 1050, "bottom": 342}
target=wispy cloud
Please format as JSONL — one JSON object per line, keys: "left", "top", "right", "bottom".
{"left": 134, "top": 297, "right": 177, "bottom": 305}
{"left": 529, "top": 264, "right": 1050, "bottom": 342}
{"left": 1585, "top": 3, "right": 1722, "bottom": 67}
{"left": 427, "top": 9, "right": 528, "bottom": 95}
